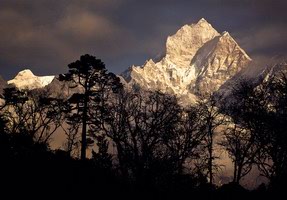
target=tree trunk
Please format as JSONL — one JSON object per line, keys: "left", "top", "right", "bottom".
{"left": 208, "top": 128, "right": 213, "bottom": 185}
{"left": 236, "top": 163, "right": 243, "bottom": 184}
{"left": 233, "top": 160, "right": 238, "bottom": 183}
{"left": 81, "top": 92, "right": 88, "bottom": 160}
{"left": 209, "top": 147, "right": 213, "bottom": 184}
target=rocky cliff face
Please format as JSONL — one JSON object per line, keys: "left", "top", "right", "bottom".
{"left": 7, "top": 69, "right": 55, "bottom": 90}
{"left": 124, "top": 18, "right": 251, "bottom": 103}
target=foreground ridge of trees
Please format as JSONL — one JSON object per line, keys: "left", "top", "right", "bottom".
{"left": 0, "top": 55, "right": 287, "bottom": 198}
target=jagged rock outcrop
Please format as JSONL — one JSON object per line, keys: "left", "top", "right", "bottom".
{"left": 123, "top": 18, "right": 251, "bottom": 104}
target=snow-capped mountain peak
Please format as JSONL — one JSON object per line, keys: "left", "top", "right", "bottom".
{"left": 8, "top": 69, "right": 55, "bottom": 90}
{"left": 124, "top": 18, "right": 252, "bottom": 104}
{"left": 16, "top": 69, "right": 35, "bottom": 78}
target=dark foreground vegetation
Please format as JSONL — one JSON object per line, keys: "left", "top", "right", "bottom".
{"left": 0, "top": 55, "right": 287, "bottom": 199}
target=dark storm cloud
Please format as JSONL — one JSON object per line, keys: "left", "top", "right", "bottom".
{"left": 0, "top": 0, "right": 286, "bottom": 79}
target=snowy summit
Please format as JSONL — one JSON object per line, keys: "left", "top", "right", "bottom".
{"left": 8, "top": 69, "right": 55, "bottom": 90}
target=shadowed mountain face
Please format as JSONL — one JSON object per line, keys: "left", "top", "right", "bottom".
{"left": 0, "top": 75, "right": 7, "bottom": 94}
{"left": 122, "top": 18, "right": 251, "bottom": 104}
{"left": 42, "top": 76, "right": 82, "bottom": 99}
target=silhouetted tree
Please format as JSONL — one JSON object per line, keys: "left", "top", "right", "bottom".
{"left": 100, "top": 91, "right": 180, "bottom": 183}
{"left": 230, "top": 74, "right": 287, "bottom": 190}
{"left": 219, "top": 123, "right": 257, "bottom": 183}
{"left": 62, "top": 113, "right": 81, "bottom": 157}
{"left": 92, "top": 135, "right": 113, "bottom": 170}
{"left": 0, "top": 114, "right": 7, "bottom": 134}
{"left": 196, "top": 94, "right": 226, "bottom": 185}
{"left": 97, "top": 89, "right": 208, "bottom": 191}
{"left": 59, "top": 54, "right": 122, "bottom": 160}
{"left": 1, "top": 87, "right": 28, "bottom": 134}
{"left": 0, "top": 87, "right": 66, "bottom": 144}
{"left": 163, "top": 105, "right": 207, "bottom": 175}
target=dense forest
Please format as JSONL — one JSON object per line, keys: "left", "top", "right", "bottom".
{"left": 0, "top": 54, "right": 287, "bottom": 199}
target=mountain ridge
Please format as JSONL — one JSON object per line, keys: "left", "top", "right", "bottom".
{"left": 2, "top": 19, "right": 283, "bottom": 106}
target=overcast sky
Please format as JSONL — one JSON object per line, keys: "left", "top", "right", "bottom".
{"left": 0, "top": 0, "right": 286, "bottom": 80}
